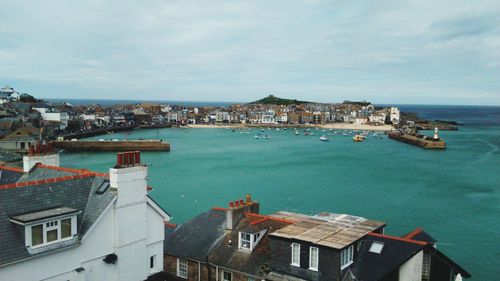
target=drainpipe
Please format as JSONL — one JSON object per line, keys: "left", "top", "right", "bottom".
{"left": 206, "top": 256, "right": 211, "bottom": 281}
{"left": 198, "top": 261, "right": 201, "bottom": 281}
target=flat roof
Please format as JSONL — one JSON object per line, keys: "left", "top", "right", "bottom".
{"left": 269, "top": 211, "right": 386, "bottom": 249}
{"left": 10, "top": 207, "right": 79, "bottom": 224}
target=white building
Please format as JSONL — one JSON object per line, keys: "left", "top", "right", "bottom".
{"left": 33, "top": 108, "right": 69, "bottom": 130}
{"left": 261, "top": 111, "right": 275, "bottom": 124}
{"left": 369, "top": 112, "right": 387, "bottom": 124}
{"left": 0, "top": 149, "right": 171, "bottom": 281}
{"left": 390, "top": 107, "right": 400, "bottom": 124}
{"left": 276, "top": 113, "right": 288, "bottom": 124}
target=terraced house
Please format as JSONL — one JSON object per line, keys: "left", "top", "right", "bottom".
{"left": 0, "top": 148, "right": 170, "bottom": 281}
{"left": 163, "top": 196, "right": 470, "bottom": 281}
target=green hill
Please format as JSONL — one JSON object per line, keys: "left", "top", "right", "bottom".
{"left": 250, "top": 95, "right": 311, "bottom": 105}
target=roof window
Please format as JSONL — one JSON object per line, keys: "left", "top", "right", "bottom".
{"left": 369, "top": 241, "right": 384, "bottom": 254}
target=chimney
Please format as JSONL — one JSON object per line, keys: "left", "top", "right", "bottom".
{"left": 23, "top": 142, "right": 59, "bottom": 172}
{"left": 109, "top": 151, "right": 147, "bottom": 208}
{"left": 226, "top": 195, "right": 260, "bottom": 230}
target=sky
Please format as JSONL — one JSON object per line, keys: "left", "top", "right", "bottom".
{"left": 0, "top": 0, "right": 499, "bottom": 105}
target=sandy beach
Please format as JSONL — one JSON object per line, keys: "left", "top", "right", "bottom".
{"left": 186, "top": 123, "right": 392, "bottom": 131}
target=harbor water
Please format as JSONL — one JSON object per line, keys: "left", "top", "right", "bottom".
{"left": 60, "top": 105, "right": 500, "bottom": 280}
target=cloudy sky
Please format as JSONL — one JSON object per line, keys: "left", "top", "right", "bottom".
{"left": 1, "top": 0, "right": 499, "bottom": 105}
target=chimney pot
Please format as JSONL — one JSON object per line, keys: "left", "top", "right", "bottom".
{"left": 117, "top": 153, "right": 123, "bottom": 167}
{"left": 239, "top": 199, "right": 244, "bottom": 205}
{"left": 246, "top": 194, "right": 251, "bottom": 204}
{"left": 235, "top": 201, "right": 240, "bottom": 207}
{"left": 229, "top": 201, "right": 234, "bottom": 208}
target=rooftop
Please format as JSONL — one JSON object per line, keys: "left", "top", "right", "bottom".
{"left": 269, "top": 211, "right": 385, "bottom": 249}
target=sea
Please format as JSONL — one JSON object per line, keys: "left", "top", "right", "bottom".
{"left": 59, "top": 104, "right": 500, "bottom": 280}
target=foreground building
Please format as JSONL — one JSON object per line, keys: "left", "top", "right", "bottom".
{"left": 164, "top": 196, "right": 470, "bottom": 281}
{"left": 0, "top": 147, "right": 170, "bottom": 281}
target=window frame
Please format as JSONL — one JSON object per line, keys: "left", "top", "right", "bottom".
{"left": 309, "top": 246, "right": 319, "bottom": 271}
{"left": 239, "top": 232, "right": 252, "bottom": 250}
{"left": 29, "top": 216, "right": 76, "bottom": 249}
{"left": 291, "top": 242, "right": 301, "bottom": 267}
{"left": 222, "top": 270, "right": 232, "bottom": 281}
{"left": 176, "top": 258, "right": 188, "bottom": 279}
{"left": 340, "top": 245, "right": 354, "bottom": 270}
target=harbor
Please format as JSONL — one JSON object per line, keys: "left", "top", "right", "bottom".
{"left": 52, "top": 139, "right": 170, "bottom": 152}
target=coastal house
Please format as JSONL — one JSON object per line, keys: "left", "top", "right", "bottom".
{"left": 0, "top": 117, "right": 22, "bottom": 137}
{"left": 163, "top": 196, "right": 470, "bottom": 281}
{"left": 369, "top": 112, "right": 387, "bottom": 125}
{"left": 33, "top": 107, "right": 69, "bottom": 130}
{"left": 390, "top": 107, "right": 400, "bottom": 124}
{"left": 0, "top": 148, "right": 171, "bottom": 281}
{"left": 0, "top": 127, "right": 40, "bottom": 152}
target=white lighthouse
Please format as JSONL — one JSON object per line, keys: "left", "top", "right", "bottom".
{"left": 433, "top": 127, "right": 439, "bottom": 140}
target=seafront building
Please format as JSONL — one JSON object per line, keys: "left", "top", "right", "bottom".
{"left": 0, "top": 147, "right": 170, "bottom": 281}
{"left": 163, "top": 196, "right": 470, "bottom": 281}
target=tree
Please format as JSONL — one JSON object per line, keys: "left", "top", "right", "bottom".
{"left": 19, "top": 93, "right": 37, "bottom": 103}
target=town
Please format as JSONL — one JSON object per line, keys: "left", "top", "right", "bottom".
{"left": 0, "top": 149, "right": 470, "bottom": 281}
{"left": 0, "top": 86, "right": 402, "bottom": 155}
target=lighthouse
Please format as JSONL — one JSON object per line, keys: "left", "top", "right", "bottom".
{"left": 433, "top": 127, "right": 439, "bottom": 140}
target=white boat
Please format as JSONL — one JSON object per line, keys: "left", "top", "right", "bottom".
{"left": 254, "top": 135, "right": 260, "bottom": 139}
{"left": 263, "top": 135, "right": 270, "bottom": 139}
{"left": 320, "top": 135, "right": 329, "bottom": 142}
{"left": 295, "top": 130, "right": 299, "bottom": 135}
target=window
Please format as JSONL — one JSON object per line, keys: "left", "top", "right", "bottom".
{"left": 309, "top": 247, "right": 319, "bottom": 271}
{"left": 222, "top": 271, "right": 232, "bottom": 281}
{"left": 291, "top": 243, "right": 300, "bottom": 266}
{"left": 30, "top": 217, "right": 75, "bottom": 248}
{"left": 340, "top": 245, "right": 354, "bottom": 270}
{"left": 356, "top": 240, "right": 363, "bottom": 252}
{"left": 177, "top": 258, "right": 188, "bottom": 279}
{"left": 150, "top": 255, "right": 155, "bottom": 269}
{"left": 247, "top": 277, "right": 255, "bottom": 281}
{"left": 31, "top": 224, "right": 43, "bottom": 246}
{"left": 61, "top": 218, "right": 72, "bottom": 238}
{"left": 369, "top": 242, "right": 384, "bottom": 254}
{"left": 240, "top": 232, "right": 251, "bottom": 249}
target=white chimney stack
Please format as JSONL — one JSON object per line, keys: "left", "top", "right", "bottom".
{"left": 23, "top": 142, "right": 59, "bottom": 172}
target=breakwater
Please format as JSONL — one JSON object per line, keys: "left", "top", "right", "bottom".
{"left": 52, "top": 140, "right": 170, "bottom": 152}
{"left": 388, "top": 132, "right": 446, "bottom": 149}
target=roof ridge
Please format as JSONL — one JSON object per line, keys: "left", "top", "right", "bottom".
{"left": 36, "top": 164, "right": 92, "bottom": 174}
{"left": 0, "top": 173, "right": 96, "bottom": 190}
{"left": 402, "top": 227, "right": 423, "bottom": 239}
{"left": 368, "top": 232, "right": 428, "bottom": 246}
{"left": 245, "top": 212, "right": 296, "bottom": 224}
{"left": 0, "top": 165, "right": 24, "bottom": 173}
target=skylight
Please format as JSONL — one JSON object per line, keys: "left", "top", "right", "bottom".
{"left": 369, "top": 241, "right": 384, "bottom": 254}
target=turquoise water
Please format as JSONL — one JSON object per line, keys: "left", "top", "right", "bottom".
{"left": 60, "top": 125, "right": 500, "bottom": 280}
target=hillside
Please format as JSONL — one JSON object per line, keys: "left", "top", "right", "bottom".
{"left": 250, "top": 95, "right": 311, "bottom": 105}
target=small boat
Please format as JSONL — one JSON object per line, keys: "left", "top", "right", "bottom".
{"left": 254, "top": 135, "right": 260, "bottom": 139}
{"left": 295, "top": 130, "right": 299, "bottom": 135}
{"left": 276, "top": 128, "right": 280, "bottom": 131}
{"left": 320, "top": 135, "right": 329, "bottom": 142}
{"left": 261, "top": 128, "right": 265, "bottom": 132}
{"left": 263, "top": 135, "right": 270, "bottom": 139}
{"left": 353, "top": 135, "right": 365, "bottom": 142}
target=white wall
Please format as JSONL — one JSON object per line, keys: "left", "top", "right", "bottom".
{"left": 399, "top": 250, "right": 423, "bottom": 281}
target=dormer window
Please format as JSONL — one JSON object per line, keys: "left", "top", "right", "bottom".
{"left": 30, "top": 217, "right": 75, "bottom": 247}
{"left": 10, "top": 207, "right": 79, "bottom": 249}
{"left": 238, "top": 230, "right": 266, "bottom": 252}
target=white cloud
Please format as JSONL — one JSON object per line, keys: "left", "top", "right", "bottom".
{"left": 0, "top": 0, "right": 499, "bottom": 104}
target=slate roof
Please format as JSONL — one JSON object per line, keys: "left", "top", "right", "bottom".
{"left": 209, "top": 216, "right": 291, "bottom": 277}
{"left": 348, "top": 234, "right": 426, "bottom": 281}
{"left": 0, "top": 168, "right": 23, "bottom": 184}
{"left": 164, "top": 209, "right": 227, "bottom": 261}
{"left": 0, "top": 165, "right": 114, "bottom": 267}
